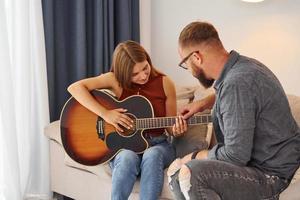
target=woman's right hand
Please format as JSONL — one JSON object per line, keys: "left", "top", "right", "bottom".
{"left": 102, "top": 108, "right": 134, "bottom": 133}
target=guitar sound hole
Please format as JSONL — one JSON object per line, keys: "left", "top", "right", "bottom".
{"left": 117, "top": 113, "right": 137, "bottom": 137}
{"left": 118, "top": 126, "right": 135, "bottom": 137}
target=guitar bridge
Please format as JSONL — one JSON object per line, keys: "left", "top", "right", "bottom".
{"left": 96, "top": 117, "right": 105, "bottom": 140}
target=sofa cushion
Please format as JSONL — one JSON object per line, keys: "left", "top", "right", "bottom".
{"left": 286, "top": 94, "right": 300, "bottom": 185}
{"left": 193, "top": 85, "right": 215, "bottom": 101}
{"left": 280, "top": 180, "right": 300, "bottom": 200}
{"left": 175, "top": 85, "right": 198, "bottom": 101}
{"left": 172, "top": 124, "right": 208, "bottom": 158}
{"left": 173, "top": 86, "right": 214, "bottom": 158}
{"left": 287, "top": 94, "right": 300, "bottom": 126}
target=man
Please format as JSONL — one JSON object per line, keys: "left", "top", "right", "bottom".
{"left": 168, "top": 21, "right": 300, "bottom": 200}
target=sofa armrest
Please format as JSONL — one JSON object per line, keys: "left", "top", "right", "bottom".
{"left": 44, "top": 120, "right": 112, "bottom": 178}
{"left": 44, "top": 120, "right": 61, "bottom": 144}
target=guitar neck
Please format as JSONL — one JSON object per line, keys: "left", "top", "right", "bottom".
{"left": 135, "top": 114, "right": 212, "bottom": 130}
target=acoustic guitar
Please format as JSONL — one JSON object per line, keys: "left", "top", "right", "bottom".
{"left": 60, "top": 90, "right": 212, "bottom": 166}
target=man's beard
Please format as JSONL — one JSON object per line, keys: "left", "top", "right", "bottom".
{"left": 196, "top": 72, "right": 214, "bottom": 88}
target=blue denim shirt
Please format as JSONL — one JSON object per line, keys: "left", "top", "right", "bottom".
{"left": 208, "top": 50, "right": 300, "bottom": 180}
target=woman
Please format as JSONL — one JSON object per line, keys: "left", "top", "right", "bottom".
{"left": 68, "top": 40, "right": 180, "bottom": 200}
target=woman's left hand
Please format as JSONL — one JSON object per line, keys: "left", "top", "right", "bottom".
{"left": 172, "top": 115, "right": 187, "bottom": 137}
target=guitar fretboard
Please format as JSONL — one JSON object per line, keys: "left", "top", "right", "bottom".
{"left": 135, "top": 114, "right": 212, "bottom": 130}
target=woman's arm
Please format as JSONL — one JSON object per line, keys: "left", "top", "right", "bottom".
{"left": 67, "top": 72, "right": 132, "bottom": 132}
{"left": 67, "top": 72, "right": 118, "bottom": 117}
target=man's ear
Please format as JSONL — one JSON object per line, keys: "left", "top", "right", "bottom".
{"left": 193, "top": 52, "right": 202, "bottom": 64}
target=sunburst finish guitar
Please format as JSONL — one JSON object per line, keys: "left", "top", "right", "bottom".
{"left": 60, "top": 90, "right": 212, "bottom": 166}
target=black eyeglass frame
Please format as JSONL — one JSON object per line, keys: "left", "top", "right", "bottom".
{"left": 178, "top": 50, "right": 199, "bottom": 70}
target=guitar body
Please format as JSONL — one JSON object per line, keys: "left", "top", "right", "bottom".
{"left": 60, "top": 90, "right": 154, "bottom": 166}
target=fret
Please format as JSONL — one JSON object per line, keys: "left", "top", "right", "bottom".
{"left": 142, "top": 119, "right": 145, "bottom": 129}
{"left": 208, "top": 115, "right": 212, "bottom": 122}
{"left": 146, "top": 118, "right": 149, "bottom": 128}
{"left": 135, "top": 114, "right": 212, "bottom": 130}
{"left": 169, "top": 118, "right": 173, "bottom": 126}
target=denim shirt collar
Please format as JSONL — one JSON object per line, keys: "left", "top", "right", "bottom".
{"left": 214, "top": 50, "right": 240, "bottom": 90}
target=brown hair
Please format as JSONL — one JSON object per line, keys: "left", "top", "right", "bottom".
{"left": 111, "top": 40, "right": 159, "bottom": 90}
{"left": 179, "top": 21, "right": 223, "bottom": 48}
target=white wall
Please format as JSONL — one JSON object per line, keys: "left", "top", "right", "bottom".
{"left": 140, "top": 0, "right": 300, "bottom": 96}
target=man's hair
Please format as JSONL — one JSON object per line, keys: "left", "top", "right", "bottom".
{"left": 111, "top": 40, "right": 159, "bottom": 90}
{"left": 179, "top": 21, "right": 223, "bottom": 48}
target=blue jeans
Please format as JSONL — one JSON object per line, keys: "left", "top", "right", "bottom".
{"left": 110, "top": 134, "right": 175, "bottom": 200}
{"left": 169, "top": 160, "right": 290, "bottom": 200}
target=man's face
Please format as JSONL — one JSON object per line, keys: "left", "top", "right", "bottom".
{"left": 178, "top": 47, "right": 214, "bottom": 88}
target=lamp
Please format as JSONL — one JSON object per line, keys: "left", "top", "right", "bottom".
{"left": 241, "top": 0, "right": 265, "bottom": 2}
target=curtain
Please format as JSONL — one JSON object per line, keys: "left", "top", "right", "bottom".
{"left": 42, "top": 0, "right": 140, "bottom": 122}
{"left": 0, "top": 0, "right": 50, "bottom": 199}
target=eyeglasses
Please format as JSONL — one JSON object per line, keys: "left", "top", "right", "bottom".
{"left": 178, "top": 50, "right": 199, "bottom": 70}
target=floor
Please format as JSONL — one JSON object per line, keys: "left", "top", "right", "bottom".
{"left": 53, "top": 193, "right": 74, "bottom": 200}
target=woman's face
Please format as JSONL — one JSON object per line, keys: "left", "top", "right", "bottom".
{"left": 131, "top": 60, "right": 151, "bottom": 85}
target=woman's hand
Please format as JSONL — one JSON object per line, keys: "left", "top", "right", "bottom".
{"left": 172, "top": 116, "right": 187, "bottom": 137}
{"left": 102, "top": 108, "right": 133, "bottom": 133}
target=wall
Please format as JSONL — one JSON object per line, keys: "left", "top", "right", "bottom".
{"left": 140, "top": 0, "right": 300, "bottom": 96}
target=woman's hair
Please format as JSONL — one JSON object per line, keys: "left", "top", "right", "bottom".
{"left": 179, "top": 21, "right": 223, "bottom": 49}
{"left": 111, "top": 40, "right": 160, "bottom": 90}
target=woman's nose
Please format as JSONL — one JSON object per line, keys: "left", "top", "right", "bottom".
{"left": 140, "top": 72, "right": 147, "bottom": 80}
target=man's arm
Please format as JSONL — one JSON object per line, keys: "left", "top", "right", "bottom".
{"left": 179, "top": 93, "right": 216, "bottom": 120}
{"left": 208, "top": 81, "right": 256, "bottom": 166}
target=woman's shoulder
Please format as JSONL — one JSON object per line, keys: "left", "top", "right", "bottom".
{"left": 88, "top": 72, "right": 119, "bottom": 91}
{"left": 97, "top": 72, "right": 119, "bottom": 84}
{"left": 99, "top": 72, "right": 122, "bottom": 94}
{"left": 99, "top": 71, "right": 115, "bottom": 79}
{"left": 161, "top": 75, "right": 176, "bottom": 96}
{"left": 162, "top": 75, "right": 174, "bottom": 86}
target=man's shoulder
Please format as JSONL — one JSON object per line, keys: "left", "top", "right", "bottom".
{"left": 225, "top": 56, "right": 272, "bottom": 87}
{"left": 223, "top": 67, "right": 254, "bottom": 87}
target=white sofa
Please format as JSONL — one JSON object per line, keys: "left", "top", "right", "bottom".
{"left": 44, "top": 86, "right": 300, "bottom": 200}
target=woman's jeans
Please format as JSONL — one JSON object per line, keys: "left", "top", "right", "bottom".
{"left": 109, "top": 134, "right": 175, "bottom": 200}
{"left": 169, "top": 159, "right": 290, "bottom": 200}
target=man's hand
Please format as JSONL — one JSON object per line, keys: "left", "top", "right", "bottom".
{"left": 179, "top": 94, "right": 216, "bottom": 120}
{"left": 179, "top": 101, "right": 204, "bottom": 120}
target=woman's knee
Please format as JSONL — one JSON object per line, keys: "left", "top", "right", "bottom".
{"left": 113, "top": 150, "right": 140, "bottom": 169}
{"left": 142, "top": 146, "right": 163, "bottom": 161}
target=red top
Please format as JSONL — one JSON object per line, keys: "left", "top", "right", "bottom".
{"left": 119, "top": 74, "right": 167, "bottom": 136}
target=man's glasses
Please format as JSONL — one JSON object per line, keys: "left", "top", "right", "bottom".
{"left": 178, "top": 50, "right": 199, "bottom": 70}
